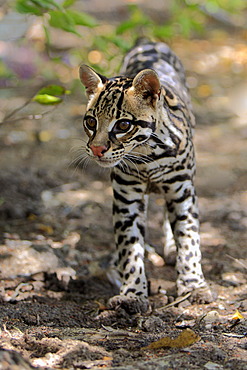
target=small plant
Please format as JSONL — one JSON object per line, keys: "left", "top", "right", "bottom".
{"left": 15, "top": 0, "right": 97, "bottom": 40}
{"left": 3, "top": 0, "right": 245, "bottom": 116}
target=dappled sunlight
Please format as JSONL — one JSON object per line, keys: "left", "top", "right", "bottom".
{"left": 41, "top": 182, "right": 112, "bottom": 208}
{"left": 200, "top": 221, "right": 226, "bottom": 246}
{"left": 0, "top": 0, "right": 247, "bottom": 368}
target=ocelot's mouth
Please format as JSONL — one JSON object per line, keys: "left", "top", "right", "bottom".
{"left": 95, "top": 157, "right": 120, "bottom": 168}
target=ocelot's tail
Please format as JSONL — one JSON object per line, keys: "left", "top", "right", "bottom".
{"left": 133, "top": 37, "right": 152, "bottom": 47}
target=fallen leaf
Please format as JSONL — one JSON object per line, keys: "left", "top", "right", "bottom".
{"left": 94, "top": 300, "right": 108, "bottom": 311}
{"left": 230, "top": 309, "right": 244, "bottom": 320}
{"left": 144, "top": 328, "right": 200, "bottom": 350}
{"left": 102, "top": 356, "right": 113, "bottom": 361}
{"left": 28, "top": 213, "right": 37, "bottom": 221}
{"left": 37, "top": 224, "right": 54, "bottom": 235}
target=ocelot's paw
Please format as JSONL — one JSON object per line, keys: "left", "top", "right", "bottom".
{"left": 188, "top": 285, "right": 216, "bottom": 304}
{"left": 108, "top": 294, "right": 149, "bottom": 314}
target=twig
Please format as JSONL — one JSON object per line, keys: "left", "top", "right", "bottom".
{"left": 156, "top": 292, "right": 192, "bottom": 311}
{"left": 223, "top": 332, "right": 247, "bottom": 338}
{"left": 1, "top": 98, "right": 32, "bottom": 124}
{"left": 226, "top": 254, "right": 247, "bottom": 270}
{"left": 7, "top": 282, "right": 30, "bottom": 302}
{"left": 1, "top": 108, "right": 56, "bottom": 124}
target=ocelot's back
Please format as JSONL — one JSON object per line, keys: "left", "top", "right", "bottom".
{"left": 121, "top": 38, "right": 192, "bottom": 110}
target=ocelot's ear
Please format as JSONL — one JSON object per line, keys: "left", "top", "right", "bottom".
{"left": 132, "top": 69, "right": 161, "bottom": 105}
{"left": 79, "top": 64, "right": 108, "bottom": 97}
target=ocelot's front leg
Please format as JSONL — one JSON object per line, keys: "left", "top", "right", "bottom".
{"left": 166, "top": 180, "right": 214, "bottom": 303}
{"left": 108, "top": 168, "right": 149, "bottom": 314}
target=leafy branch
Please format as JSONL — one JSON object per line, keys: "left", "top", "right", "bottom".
{"left": 2, "top": 0, "right": 245, "bottom": 124}
{"left": 1, "top": 85, "right": 70, "bottom": 125}
{"left": 15, "top": 0, "right": 97, "bottom": 38}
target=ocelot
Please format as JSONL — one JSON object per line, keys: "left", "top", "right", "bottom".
{"left": 79, "top": 39, "right": 213, "bottom": 313}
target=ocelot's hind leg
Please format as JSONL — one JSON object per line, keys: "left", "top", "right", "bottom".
{"left": 142, "top": 207, "right": 176, "bottom": 268}
{"left": 163, "top": 206, "right": 176, "bottom": 265}
{"left": 166, "top": 181, "right": 214, "bottom": 303}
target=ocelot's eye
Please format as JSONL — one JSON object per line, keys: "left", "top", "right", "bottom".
{"left": 114, "top": 120, "right": 132, "bottom": 133}
{"left": 84, "top": 116, "right": 97, "bottom": 130}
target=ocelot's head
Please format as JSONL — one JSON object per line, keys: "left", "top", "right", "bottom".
{"left": 79, "top": 65, "right": 161, "bottom": 167}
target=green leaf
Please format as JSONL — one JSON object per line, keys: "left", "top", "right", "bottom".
{"left": 116, "top": 4, "right": 151, "bottom": 35}
{"left": 43, "top": 24, "right": 51, "bottom": 46}
{"left": 16, "top": 0, "right": 44, "bottom": 15}
{"left": 49, "top": 10, "right": 80, "bottom": 35}
{"left": 62, "top": 0, "right": 76, "bottom": 8}
{"left": 93, "top": 35, "right": 109, "bottom": 52}
{"left": 105, "top": 35, "right": 131, "bottom": 52}
{"left": 66, "top": 10, "right": 98, "bottom": 27}
{"left": 16, "top": 0, "right": 60, "bottom": 15}
{"left": 37, "top": 85, "right": 66, "bottom": 96}
{"left": 33, "top": 94, "right": 62, "bottom": 104}
{"left": 42, "top": 0, "right": 63, "bottom": 10}
{"left": 116, "top": 19, "right": 138, "bottom": 34}
{"left": 178, "top": 15, "right": 193, "bottom": 37}
{"left": 30, "top": 0, "right": 54, "bottom": 9}
{"left": 153, "top": 25, "right": 173, "bottom": 39}
{"left": 33, "top": 85, "right": 70, "bottom": 105}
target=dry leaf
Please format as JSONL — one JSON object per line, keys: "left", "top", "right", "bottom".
{"left": 37, "top": 224, "right": 54, "bottom": 235}
{"left": 144, "top": 328, "right": 200, "bottom": 350}
{"left": 102, "top": 356, "right": 113, "bottom": 361}
{"left": 230, "top": 309, "right": 244, "bottom": 320}
{"left": 94, "top": 300, "right": 108, "bottom": 311}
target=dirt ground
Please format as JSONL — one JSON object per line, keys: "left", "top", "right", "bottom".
{"left": 0, "top": 13, "right": 247, "bottom": 370}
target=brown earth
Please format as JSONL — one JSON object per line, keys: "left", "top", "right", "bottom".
{"left": 0, "top": 24, "right": 247, "bottom": 370}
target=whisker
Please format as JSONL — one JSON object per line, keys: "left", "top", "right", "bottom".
{"left": 70, "top": 155, "right": 87, "bottom": 175}
{"left": 70, "top": 142, "right": 87, "bottom": 154}
{"left": 128, "top": 152, "right": 152, "bottom": 163}
{"left": 120, "top": 158, "right": 132, "bottom": 174}
{"left": 70, "top": 152, "right": 87, "bottom": 168}
{"left": 139, "top": 142, "right": 161, "bottom": 168}
{"left": 123, "top": 156, "right": 141, "bottom": 179}
{"left": 81, "top": 156, "right": 91, "bottom": 171}
{"left": 118, "top": 160, "right": 126, "bottom": 173}
{"left": 70, "top": 138, "right": 88, "bottom": 148}
{"left": 126, "top": 154, "right": 150, "bottom": 165}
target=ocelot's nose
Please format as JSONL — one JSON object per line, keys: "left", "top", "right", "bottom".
{"left": 90, "top": 145, "right": 108, "bottom": 158}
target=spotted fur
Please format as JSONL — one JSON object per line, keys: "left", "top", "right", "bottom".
{"left": 79, "top": 39, "right": 213, "bottom": 313}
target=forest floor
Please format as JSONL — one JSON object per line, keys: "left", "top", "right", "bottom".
{"left": 0, "top": 9, "right": 247, "bottom": 370}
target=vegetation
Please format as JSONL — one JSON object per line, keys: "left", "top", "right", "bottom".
{"left": 0, "top": 0, "right": 246, "bottom": 112}
{"left": 15, "top": 0, "right": 246, "bottom": 44}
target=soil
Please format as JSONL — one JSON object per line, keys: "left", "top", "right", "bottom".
{"left": 0, "top": 15, "right": 247, "bottom": 370}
